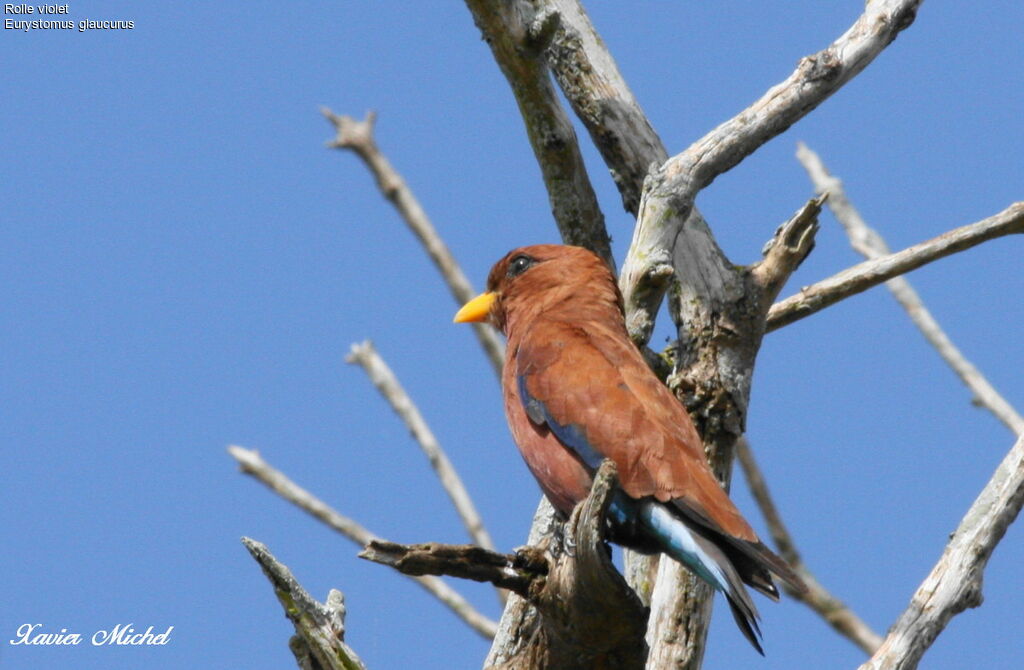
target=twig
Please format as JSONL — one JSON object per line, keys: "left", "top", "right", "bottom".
{"left": 620, "top": 0, "right": 923, "bottom": 346}
{"left": 735, "top": 438, "right": 883, "bottom": 654}
{"left": 461, "top": 0, "right": 614, "bottom": 270}
{"left": 859, "top": 433, "right": 1024, "bottom": 670}
{"left": 228, "top": 445, "right": 498, "bottom": 639}
{"left": 322, "top": 108, "right": 505, "bottom": 378}
{"left": 345, "top": 341, "right": 498, "bottom": 555}
{"left": 242, "top": 538, "right": 367, "bottom": 670}
{"left": 230, "top": 445, "right": 377, "bottom": 544}
{"left": 765, "top": 202, "right": 1024, "bottom": 331}
{"left": 796, "top": 142, "right": 1024, "bottom": 436}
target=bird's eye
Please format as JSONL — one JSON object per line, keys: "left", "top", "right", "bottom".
{"left": 507, "top": 254, "right": 536, "bottom": 278}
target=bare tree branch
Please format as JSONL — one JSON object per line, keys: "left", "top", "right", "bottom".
{"left": 751, "top": 194, "right": 826, "bottom": 310}
{"left": 859, "top": 433, "right": 1024, "bottom": 670}
{"left": 735, "top": 438, "right": 883, "bottom": 654}
{"left": 230, "top": 445, "right": 377, "bottom": 544}
{"left": 667, "top": 0, "right": 921, "bottom": 192}
{"left": 533, "top": 0, "right": 668, "bottom": 215}
{"left": 228, "top": 445, "right": 498, "bottom": 639}
{"left": 360, "top": 541, "right": 546, "bottom": 598}
{"left": 242, "top": 538, "right": 367, "bottom": 670}
{"left": 461, "top": 0, "right": 614, "bottom": 270}
{"left": 796, "top": 142, "right": 1024, "bottom": 436}
{"left": 766, "top": 202, "right": 1024, "bottom": 332}
{"left": 620, "top": 0, "right": 923, "bottom": 346}
{"left": 345, "top": 341, "right": 499, "bottom": 555}
{"left": 322, "top": 107, "right": 505, "bottom": 377}
{"left": 786, "top": 144, "right": 1024, "bottom": 668}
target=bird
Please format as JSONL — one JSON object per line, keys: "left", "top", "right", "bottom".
{"left": 454, "top": 244, "right": 805, "bottom": 654}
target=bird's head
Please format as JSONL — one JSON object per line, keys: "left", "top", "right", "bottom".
{"left": 454, "top": 244, "right": 623, "bottom": 336}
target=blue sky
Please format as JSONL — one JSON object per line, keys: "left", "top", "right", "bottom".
{"left": 2, "top": 2, "right": 1022, "bottom": 669}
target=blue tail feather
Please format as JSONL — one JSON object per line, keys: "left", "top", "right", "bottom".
{"left": 608, "top": 493, "right": 730, "bottom": 594}
{"left": 608, "top": 493, "right": 764, "bottom": 654}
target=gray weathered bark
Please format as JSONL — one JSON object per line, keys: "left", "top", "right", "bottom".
{"left": 462, "top": 0, "right": 614, "bottom": 270}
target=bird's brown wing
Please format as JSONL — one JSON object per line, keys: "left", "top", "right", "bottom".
{"left": 516, "top": 317, "right": 759, "bottom": 542}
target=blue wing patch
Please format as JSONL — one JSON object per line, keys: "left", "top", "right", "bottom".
{"left": 516, "top": 379, "right": 739, "bottom": 611}
{"left": 517, "top": 374, "right": 605, "bottom": 470}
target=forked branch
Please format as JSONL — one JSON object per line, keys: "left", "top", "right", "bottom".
{"left": 766, "top": 203, "right": 1024, "bottom": 332}
{"left": 796, "top": 142, "right": 1024, "bottom": 435}
{"left": 624, "top": 4, "right": 925, "bottom": 666}
{"left": 621, "top": 0, "right": 923, "bottom": 344}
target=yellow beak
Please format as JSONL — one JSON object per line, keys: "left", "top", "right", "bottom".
{"left": 453, "top": 292, "right": 497, "bottom": 323}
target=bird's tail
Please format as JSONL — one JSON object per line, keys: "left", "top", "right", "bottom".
{"left": 630, "top": 499, "right": 765, "bottom": 654}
